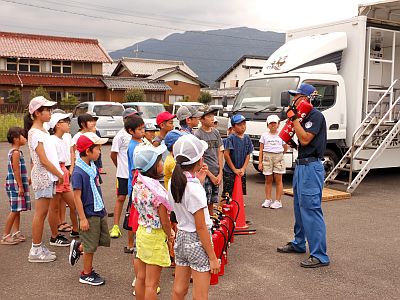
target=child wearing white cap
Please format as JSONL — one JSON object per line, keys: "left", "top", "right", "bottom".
{"left": 259, "top": 115, "right": 288, "bottom": 209}
{"left": 168, "top": 135, "right": 220, "bottom": 299}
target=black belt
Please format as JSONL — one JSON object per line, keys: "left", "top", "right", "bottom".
{"left": 296, "top": 157, "right": 320, "bottom": 165}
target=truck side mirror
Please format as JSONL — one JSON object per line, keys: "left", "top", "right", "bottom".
{"left": 222, "top": 96, "right": 228, "bottom": 108}
{"left": 281, "top": 92, "right": 290, "bottom": 107}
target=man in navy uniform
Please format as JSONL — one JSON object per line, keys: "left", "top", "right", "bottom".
{"left": 277, "top": 83, "right": 330, "bottom": 268}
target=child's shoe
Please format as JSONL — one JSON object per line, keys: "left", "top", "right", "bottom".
{"left": 109, "top": 225, "right": 122, "bottom": 238}
{"left": 28, "top": 246, "right": 56, "bottom": 262}
{"left": 69, "top": 239, "right": 82, "bottom": 266}
{"left": 79, "top": 270, "right": 105, "bottom": 286}
{"left": 70, "top": 231, "right": 80, "bottom": 238}
{"left": 1, "top": 234, "right": 19, "bottom": 245}
{"left": 12, "top": 231, "right": 25, "bottom": 242}
{"left": 261, "top": 199, "right": 273, "bottom": 208}
{"left": 50, "top": 234, "right": 70, "bottom": 247}
{"left": 270, "top": 200, "right": 283, "bottom": 209}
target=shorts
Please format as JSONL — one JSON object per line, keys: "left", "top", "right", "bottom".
{"left": 34, "top": 183, "right": 56, "bottom": 200}
{"left": 174, "top": 230, "right": 210, "bottom": 272}
{"left": 56, "top": 164, "right": 72, "bottom": 193}
{"left": 80, "top": 216, "right": 110, "bottom": 253}
{"left": 204, "top": 176, "right": 219, "bottom": 205}
{"left": 262, "top": 152, "right": 286, "bottom": 175}
{"left": 222, "top": 170, "right": 246, "bottom": 197}
{"left": 116, "top": 177, "right": 128, "bottom": 196}
{"left": 136, "top": 225, "right": 170, "bottom": 267}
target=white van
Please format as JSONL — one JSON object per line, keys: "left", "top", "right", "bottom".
{"left": 123, "top": 102, "right": 165, "bottom": 126}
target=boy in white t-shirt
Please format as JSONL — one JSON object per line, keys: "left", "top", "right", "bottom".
{"left": 258, "top": 115, "right": 288, "bottom": 209}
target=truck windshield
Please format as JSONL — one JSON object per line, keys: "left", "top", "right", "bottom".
{"left": 139, "top": 105, "right": 165, "bottom": 119}
{"left": 93, "top": 105, "right": 124, "bottom": 117}
{"left": 233, "top": 77, "right": 299, "bottom": 111}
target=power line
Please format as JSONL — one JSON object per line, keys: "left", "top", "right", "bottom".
{"left": 0, "top": 0, "right": 285, "bottom": 44}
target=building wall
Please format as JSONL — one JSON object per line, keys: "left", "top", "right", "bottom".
{"left": 165, "top": 81, "right": 200, "bottom": 103}
{"left": 105, "top": 90, "right": 167, "bottom": 104}
{"left": 161, "top": 73, "right": 199, "bottom": 85}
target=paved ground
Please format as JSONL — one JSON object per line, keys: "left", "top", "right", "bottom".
{"left": 1, "top": 143, "right": 400, "bottom": 299}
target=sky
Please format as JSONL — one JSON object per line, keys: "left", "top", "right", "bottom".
{"left": 0, "top": 0, "right": 379, "bottom": 51}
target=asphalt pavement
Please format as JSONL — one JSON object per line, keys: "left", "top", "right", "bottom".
{"left": 1, "top": 143, "right": 400, "bottom": 299}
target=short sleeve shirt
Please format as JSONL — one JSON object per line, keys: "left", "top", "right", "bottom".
{"left": 111, "top": 128, "right": 131, "bottom": 179}
{"left": 127, "top": 139, "right": 140, "bottom": 196}
{"left": 169, "top": 175, "right": 213, "bottom": 232}
{"left": 71, "top": 166, "right": 106, "bottom": 218}
{"left": 298, "top": 108, "right": 327, "bottom": 159}
{"left": 62, "top": 133, "right": 72, "bottom": 166}
{"left": 195, "top": 128, "right": 223, "bottom": 176}
{"left": 223, "top": 134, "right": 254, "bottom": 173}
{"left": 51, "top": 135, "right": 69, "bottom": 163}
{"left": 259, "top": 132, "right": 285, "bottom": 153}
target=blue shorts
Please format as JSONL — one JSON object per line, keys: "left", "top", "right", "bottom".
{"left": 34, "top": 183, "right": 56, "bottom": 200}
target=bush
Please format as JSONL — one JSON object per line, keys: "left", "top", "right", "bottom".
{"left": 61, "top": 94, "right": 79, "bottom": 106}
{"left": 7, "top": 88, "right": 22, "bottom": 103}
{"left": 123, "top": 88, "right": 145, "bottom": 102}
{"left": 30, "top": 86, "right": 50, "bottom": 99}
{"left": 198, "top": 91, "right": 212, "bottom": 104}
{"left": 0, "top": 113, "right": 24, "bottom": 142}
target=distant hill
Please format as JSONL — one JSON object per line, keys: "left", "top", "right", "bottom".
{"left": 109, "top": 27, "right": 285, "bottom": 87}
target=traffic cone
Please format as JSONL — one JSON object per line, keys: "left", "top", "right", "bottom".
{"left": 232, "top": 175, "right": 248, "bottom": 230}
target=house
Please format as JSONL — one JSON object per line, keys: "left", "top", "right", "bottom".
{"left": 0, "top": 31, "right": 112, "bottom": 104}
{"left": 111, "top": 57, "right": 207, "bottom": 103}
{"left": 216, "top": 55, "right": 269, "bottom": 89}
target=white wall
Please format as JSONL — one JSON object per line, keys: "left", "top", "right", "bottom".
{"left": 161, "top": 73, "right": 198, "bottom": 85}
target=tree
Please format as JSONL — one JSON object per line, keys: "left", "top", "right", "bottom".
{"left": 123, "top": 88, "right": 145, "bottom": 102}
{"left": 30, "top": 86, "right": 50, "bottom": 99}
{"left": 61, "top": 94, "right": 79, "bottom": 106}
{"left": 7, "top": 88, "right": 22, "bottom": 103}
{"left": 197, "top": 91, "right": 212, "bottom": 104}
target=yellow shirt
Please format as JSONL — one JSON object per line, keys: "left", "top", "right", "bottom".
{"left": 163, "top": 153, "right": 176, "bottom": 189}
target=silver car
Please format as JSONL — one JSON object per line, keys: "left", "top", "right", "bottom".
{"left": 70, "top": 101, "right": 125, "bottom": 139}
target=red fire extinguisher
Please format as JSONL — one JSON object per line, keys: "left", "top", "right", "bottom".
{"left": 210, "top": 227, "right": 225, "bottom": 285}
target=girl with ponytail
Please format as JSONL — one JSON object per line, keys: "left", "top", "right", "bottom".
{"left": 168, "top": 135, "right": 220, "bottom": 300}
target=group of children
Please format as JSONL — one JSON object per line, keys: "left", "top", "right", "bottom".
{"left": 2, "top": 96, "right": 288, "bottom": 299}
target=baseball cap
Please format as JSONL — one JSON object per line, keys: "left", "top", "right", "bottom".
{"left": 123, "top": 108, "right": 141, "bottom": 119}
{"left": 145, "top": 123, "right": 159, "bottom": 132}
{"left": 267, "top": 114, "right": 280, "bottom": 125}
{"left": 165, "top": 130, "right": 187, "bottom": 151}
{"left": 176, "top": 106, "right": 203, "bottom": 121}
{"left": 173, "top": 134, "right": 208, "bottom": 165}
{"left": 156, "top": 111, "right": 176, "bottom": 126}
{"left": 48, "top": 112, "right": 72, "bottom": 129}
{"left": 288, "top": 83, "right": 316, "bottom": 97}
{"left": 231, "top": 114, "right": 246, "bottom": 125}
{"left": 76, "top": 132, "right": 108, "bottom": 153}
{"left": 28, "top": 96, "right": 57, "bottom": 114}
{"left": 200, "top": 105, "right": 219, "bottom": 118}
{"left": 134, "top": 144, "right": 167, "bottom": 172}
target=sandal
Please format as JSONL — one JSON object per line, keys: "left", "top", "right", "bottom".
{"left": 58, "top": 222, "right": 72, "bottom": 232}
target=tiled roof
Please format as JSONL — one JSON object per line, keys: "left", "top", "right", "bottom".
{"left": 206, "top": 88, "right": 240, "bottom": 98}
{"left": 149, "top": 66, "right": 208, "bottom": 88}
{"left": 102, "top": 77, "right": 171, "bottom": 91}
{"left": 0, "top": 72, "right": 105, "bottom": 88}
{"left": 114, "top": 58, "right": 198, "bottom": 78}
{"left": 0, "top": 31, "right": 112, "bottom": 63}
{"left": 103, "top": 62, "right": 118, "bottom": 76}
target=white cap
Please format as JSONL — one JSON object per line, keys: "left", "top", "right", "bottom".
{"left": 134, "top": 144, "right": 167, "bottom": 172}
{"left": 267, "top": 114, "right": 280, "bottom": 124}
{"left": 47, "top": 112, "right": 72, "bottom": 129}
{"left": 173, "top": 134, "right": 208, "bottom": 165}
{"left": 28, "top": 96, "right": 57, "bottom": 114}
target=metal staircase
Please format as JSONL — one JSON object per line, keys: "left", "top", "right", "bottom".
{"left": 325, "top": 80, "right": 400, "bottom": 193}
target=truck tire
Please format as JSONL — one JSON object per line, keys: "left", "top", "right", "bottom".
{"left": 323, "top": 149, "right": 339, "bottom": 176}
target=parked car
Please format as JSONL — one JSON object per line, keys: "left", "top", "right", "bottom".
{"left": 70, "top": 101, "right": 125, "bottom": 139}
{"left": 123, "top": 102, "right": 165, "bottom": 126}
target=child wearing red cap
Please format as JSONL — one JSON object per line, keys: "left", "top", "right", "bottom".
{"left": 153, "top": 111, "right": 175, "bottom": 147}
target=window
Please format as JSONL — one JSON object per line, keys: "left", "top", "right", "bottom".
{"left": 69, "top": 91, "right": 95, "bottom": 102}
{"left": 52, "top": 61, "right": 72, "bottom": 74}
{"left": 6, "top": 58, "right": 17, "bottom": 71}
{"left": 49, "top": 91, "right": 63, "bottom": 102}
{"left": 168, "top": 95, "right": 183, "bottom": 104}
{"left": 93, "top": 104, "right": 124, "bottom": 117}
{"left": 145, "top": 93, "right": 165, "bottom": 103}
{"left": 17, "top": 59, "right": 40, "bottom": 72}
{"left": 307, "top": 82, "right": 337, "bottom": 111}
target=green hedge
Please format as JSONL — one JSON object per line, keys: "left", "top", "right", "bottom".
{"left": 0, "top": 113, "right": 24, "bottom": 142}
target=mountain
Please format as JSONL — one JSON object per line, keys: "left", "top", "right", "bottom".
{"left": 109, "top": 27, "right": 285, "bottom": 87}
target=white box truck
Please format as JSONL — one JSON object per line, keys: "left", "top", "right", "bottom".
{"left": 232, "top": 0, "right": 400, "bottom": 192}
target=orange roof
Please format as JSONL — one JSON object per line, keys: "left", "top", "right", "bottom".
{"left": 0, "top": 31, "right": 112, "bottom": 63}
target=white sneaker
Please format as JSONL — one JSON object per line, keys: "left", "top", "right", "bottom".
{"left": 28, "top": 246, "right": 56, "bottom": 263}
{"left": 262, "top": 199, "right": 273, "bottom": 208}
{"left": 270, "top": 201, "right": 282, "bottom": 209}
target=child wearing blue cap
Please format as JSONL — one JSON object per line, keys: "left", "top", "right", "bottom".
{"left": 222, "top": 114, "right": 254, "bottom": 197}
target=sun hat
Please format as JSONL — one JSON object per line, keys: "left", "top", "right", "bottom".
{"left": 28, "top": 96, "right": 57, "bottom": 114}
{"left": 145, "top": 123, "right": 160, "bottom": 132}
{"left": 230, "top": 114, "right": 246, "bottom": 125}
{"left": 156, "top": 111, "right": 176, "bottom": 126}
{"left": 267, "top": 114, "right": 280, "bottom": 125}
{"left": 173, "top": 134, "right": 208, "bottom": 166}
{"left": 176, "top": 106, "right": 203, "bottom": 121}
{"left": 288, "top": 83, "right": 316, "bottom": 97}
{"left": 134, "top": 144, "right": 167, "bottom": 172}
{"left": 123, "top": 108, "right": 141, "bottom": 119}
{"left": 48, "top": 112, "right": 72, "bottom": 129}
{"left": 165, "top": 130, "right": 187, "bottom": 151}
{"left": 76, "top": 132, "right": 108, "bottom": 153}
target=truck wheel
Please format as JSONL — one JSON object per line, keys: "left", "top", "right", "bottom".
{"left": 323, "top": 149, "right": 339, "bottom": 176}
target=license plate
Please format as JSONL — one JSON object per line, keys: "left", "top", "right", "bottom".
{"left": 107, "top": 131, "right": 116, "bottom": 136}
